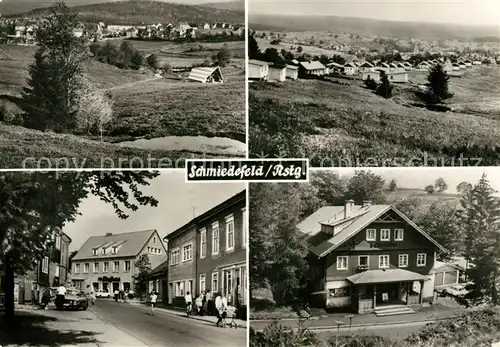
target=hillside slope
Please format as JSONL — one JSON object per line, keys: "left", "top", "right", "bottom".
{"left": 3, "top": 1, "right": 244, "bottom": 24}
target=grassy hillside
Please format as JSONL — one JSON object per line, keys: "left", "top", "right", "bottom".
{"left": 200, "top": 1, "right": 244, "bottom": 12}
{"left": 385, "top": 188, "right": 461, "bottom": 210}
{"left": 0, "top": 123, "right": 234, "bottom": 169}
{"left": 249, "top": 14, "right": 500, "bottom": 40}
{"left": 5, "top": 1, "right": 244, "bottom": 24}
{"left": 249, "top": 66, "right": 500, "bottom": 166}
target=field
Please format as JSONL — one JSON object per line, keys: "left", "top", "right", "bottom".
{"left": 0, "top": 39, "right": 245, "bottom": 157}
{"left": 255, "top": 37, "right": 354, "bottom": 60}
{"left": 249, "top": 65, "right": 500, "bottom": 166}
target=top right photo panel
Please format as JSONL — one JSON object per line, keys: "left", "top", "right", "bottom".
{"left": 247, "top": 0, "right": 500, "bottom": 167}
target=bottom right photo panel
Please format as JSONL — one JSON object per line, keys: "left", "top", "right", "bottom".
{"left": 249, "top": 167, "right": 500, "bottom": 347}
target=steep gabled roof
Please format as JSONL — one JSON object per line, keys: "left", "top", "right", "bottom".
{"left": 188, "top": 66, "right": 224, "bottom": 83}
{"left": 298, "top": 204, "right": 447, "bottom": 258}
{"left": 72, "top": 229, "right": 158, "bottom": 261}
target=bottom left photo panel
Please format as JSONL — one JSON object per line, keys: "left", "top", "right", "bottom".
{"left": 0, "top": 170, "right": 248, "bottom": 347}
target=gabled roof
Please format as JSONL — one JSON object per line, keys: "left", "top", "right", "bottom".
{"left": 188, "top": 66, "right": 224, "bottom": 83}
{"left": 344, "top": 62, "right": 357, "bottom": 67}
{"left": 327, "top": 62, "right": 344, "bottom": 68}
{"left": 359, "top": 61, "right": 374, "bottom": 67}
{"left": 299, "top": 204, "right": 447, "bottom": 258}
{"left": 299, "top": 61, "right": 326, "bottom": 70}
{"left": 270, "top": 64, "right": 286, "bottom": 70}
{"left": 248, "top": 59, "right": 269, "bottom": 67}
{"left": 72, "top": 229, "right": 157, "bottom": 261}
{"left": 286, "top": 65, "right": 299, "bottom": 70}
{"left": 434, "top": 260, "right": 462, "bottom": 272}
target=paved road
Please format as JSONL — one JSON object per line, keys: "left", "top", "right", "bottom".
{"left": 91, "top": 299, "right": 247, "bottom": 347}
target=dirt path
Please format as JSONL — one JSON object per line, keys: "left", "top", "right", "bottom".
{"left": 103, "top": 75, "right": 163, "bottom": 91}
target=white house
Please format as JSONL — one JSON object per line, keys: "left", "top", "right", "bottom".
{"left": 268, "top": 65, "right": 287, "bottom": 82}
{"left": 358, "top": 61, "right": 375, "bottom": 73}
{"left": 463, "top": 60, "right": 472, "bottom": 67}
{"left": 285, "top": 65, "right": 299, "bottom": 80}
{"left": 298, "top": 61, "right": 327, "bottom": 78}
{"left": 343, "top": 61, "right": 357, "bottom": 75}
{"left": 188, "top": 66, "right": 225, "bottom": 83}
{"left": 248, "top": 59, "right": 269, "bottom": 80}
{"left": 362, "top": 70, "right": 408, "bottom": 83}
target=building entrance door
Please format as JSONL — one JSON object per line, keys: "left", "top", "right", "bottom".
{"left": 376, "top": 282, "right": 402, "bottom": 306}
{"left": 112, "top": 282, "right": 119, "bottom": 292}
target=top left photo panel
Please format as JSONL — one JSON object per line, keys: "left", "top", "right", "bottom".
{"left": 0, "top": 0, "right": 246, "bottom": 169}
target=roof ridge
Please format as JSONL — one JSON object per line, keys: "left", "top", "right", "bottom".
{"left": 85, "top": 229, "right": 156, "bottom": 240}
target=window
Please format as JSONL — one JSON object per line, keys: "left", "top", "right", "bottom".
{"left": 102, "top": 248, "right": 107, "bottom": 255}
{"left": 200, "top": 274, "right": 206, "bottom": 293}
{"left": 225, "top": 215, "right": 235, "bottom": 251}
{"left": 200, "top": 228, "right": 207, "bottom": 259}
{"left": 380, "top": 229, "right": 390, "bottom": 241}
{"left": 74, "top": 263, "right": 80, "bottom": 273}
{"left": 94, "top": 262, "right": 99, "bottom": 273}
{"left": 84, "top": 263, "right": 89, "bottom": 273}
{"left": 42, "top": 257, "right": 49, "bottom": 274}
{"left": 112, "top": 246, "right": 117, "bottom": 254}
{"left": 158, "top": 248, "right": 161, "bottom": 254}
{"left": 417, "top": 253, "right": 427, "bottom": 267}
{"left": 379, "top": 255, "right": 390, "bottom": 269}
{"left": 242, "top": 208, "right": 247, "bottom": 248}
{"left": 399, "top": 254, "right": 408, "bottom": 268}
{"left": 336, "top": 256, "right": 348, "bottom": 270}
{"left": 328, "top": 287, "right": 349, "bottom": 298}
{"left": 103, "top": 262, "right": 109, "bottom": 272}
{"left": 366, "top": 229, "right": 376, "bottom": 241}
{"left": 147, "top": 247, "right": 150, "bottom": 252}
{"left": 153, "top": 237, "right": 156, "bottom": 243}
{"left": 92, "top": 249, "right": 97, "bottom": 256}
{"left": 395, "top": 229, "right": 404, "bottom": 241}
{"left": 212, "top": 222, "right": 219, "bottom": 254}
{"left": 358, "top": 255, "right": 369, "bottom": 268}
{"left": 212, "top": 272, "right": 218, "bottom": 292}
{"left": 125, "top": 260, "right": 131, "bottom": 272}
{"left": 186, "top": 280, "right": 192, "bottom": 294}
{"left": 170, "top": 248, "right": 180, "bottom": 265}
{"left": 113, "top": 261, "right": 119, "bottom": 272}
{"left": 175, "top": 281, "right": 185, "bottom": 297}
{"left": 182, "top": 244, "right": 193, "bottom": 262}
{"left": 55, "top": 235, "right": 61, "bottom": 250}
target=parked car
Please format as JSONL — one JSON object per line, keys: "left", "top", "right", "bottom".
{"left": 444, "top": 283, "right": 472, "bottom": 298}
{"left": 55, "top": 288, "right": 89, "bottom": 310}
{"left": 96, "top": 291, "right": 110, "bottom": 298}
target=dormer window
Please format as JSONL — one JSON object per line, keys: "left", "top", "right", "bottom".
{"left": 92, "top": 249, "right": 97, "bottom": 256}
{"left": 102, "top": 248, "right": 107, "bottom": 255}
{"left": 112, "top": 246, "right": 117, "bottom": 254}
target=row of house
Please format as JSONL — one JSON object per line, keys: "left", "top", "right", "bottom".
{"left": 68, "top": 190, "right": 247, "bottom": 309}
{"left": 300, "top": 200, "right": 471, "bottom": 314}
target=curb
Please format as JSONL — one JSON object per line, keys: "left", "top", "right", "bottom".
{"left": 251, "top": 316, "right": 456, "bottom": 332}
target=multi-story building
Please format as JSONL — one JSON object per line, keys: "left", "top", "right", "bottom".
{"left": 300, "top": 200, "right": 446, "bottom": 314}
{"left": 165, "top": 190, "right": 247, "bottom": 308}
{"left": 71, "top": 229, "right": 167, "bottom": 294}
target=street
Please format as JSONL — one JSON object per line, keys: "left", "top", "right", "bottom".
{"left": 91, "top": 299, "right": 247, "bottom": 347}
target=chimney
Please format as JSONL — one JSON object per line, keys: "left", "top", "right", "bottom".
{"left": 105, "top": 233, "right": 112, "bottom": 237}
{"left": 362, "top": 200, "right": 372, "bottom": 208}
{"left": 344, "top": 200, "right": 355, "bottom": 219}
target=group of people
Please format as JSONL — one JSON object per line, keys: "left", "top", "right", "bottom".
{"left": 183, "top": 291, "right": 231, "bottom": 327}
{"left": 113, "top": 289, "right": 131, "bottom": 302}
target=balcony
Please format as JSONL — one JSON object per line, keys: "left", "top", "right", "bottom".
{"left": 355, "top": 265, "right": 370, "bottom": 272}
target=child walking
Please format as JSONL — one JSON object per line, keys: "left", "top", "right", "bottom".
{"left": 150, "top": 291, "right": 157, "bottom": 316}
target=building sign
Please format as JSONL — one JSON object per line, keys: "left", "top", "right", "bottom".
{"left": 98, "top": 276, "right": 121, "bottom": 282}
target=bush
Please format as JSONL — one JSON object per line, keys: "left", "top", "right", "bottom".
{"left": 146, "top": 53, "right": 160, "bottom": 70}
{"left": 250, "top": 322, "right": 319, "bottom": 347}
{"left": 375, "top": 71, "right": 393, "bottom": 98}
{"left": 364, "top": 76, "right": 378, "bottom": 90}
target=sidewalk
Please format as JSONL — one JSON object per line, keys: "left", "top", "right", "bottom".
{"left": 250, "top": 303, "right": 467, "bottom": 331}
{"left": 0, "top": 304, "right": 147, "bottom": 347}
{"left": 128, "top": 301, "right": 248, "bottom": 329}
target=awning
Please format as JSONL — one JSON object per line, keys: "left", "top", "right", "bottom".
{"left": 346, "top": 269, "right": 427, "bottom": 285}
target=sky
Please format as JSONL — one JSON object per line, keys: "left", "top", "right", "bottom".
{"left": 334, "top": 167, "right": 500, "bottom": 195}
{"left": 63, "top": 171, "right": 246, "bottom": 251}
{"left": 249, "top": 0, "right": 500, "bottom": 26}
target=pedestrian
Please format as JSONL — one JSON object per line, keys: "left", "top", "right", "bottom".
{"left": 41, "top": 288, "right": 51, "bottom": 310}
{"left": 205, "top": 290, "right": 213, "bottom": 315}
{"left": 215, "top": 293, "right": 223, "bottom": 327}
{"left": 221, "top": 294, "right": 228, "bottom": 327}
{"left": 201, "top": 291, "right": 207, "bottom": 316}
{"left": 195, "top": 294, "right": 203, "bottom": 316}
{"left": 150, "top": 291, "right": 157, "bottom": 315}
{"left": 184, "top": 291, "right": 192, "bottom": 316}
{"left": 114, "top": 289, "right": 119, "bottom": 302}
{"left": 56, "top": 284, "right": 66, "bottom": 310}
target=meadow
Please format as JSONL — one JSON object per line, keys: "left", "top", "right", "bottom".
{"left": 249, "top": 65, "right": 500, "bottom": 166}
{"left": 0, "top": 39, "right": 245, "bottom": 166}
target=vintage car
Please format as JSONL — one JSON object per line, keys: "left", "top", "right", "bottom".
{"left": 53, "top": 287, "right": 89, "bottom": 310}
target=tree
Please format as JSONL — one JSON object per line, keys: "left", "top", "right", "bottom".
{"left": 0, "top": 171, "right": 159, "bottom": 324}
{"left": 394, "top": 196, "right": 424, "bottom": 222}
{"left": 388, "top": 179, "right": 397, "bottom": 191}
{"left": 75, "top": 78, "right": 113, "bottom": 141}
{"left": 345, "top": 171, "right": 386, "bottom": 204}
{"left": 364, "top": 75, "right": 377, "bottom": 90}
{"left": 261, "top": 48, "right": 285, "bottom": 65}
{"left": 331, "top": 55, "right": 346, "bottom": 65}
{"left": 119, "top": 41, "right": 135, "bottom": 69}
{"left": 425, "top": 185, "right": 435, "bottom": 194}
{"left": 427, "top": 63, "right": 453, "bottom": 103}
{"left": 21, "top": 2, "right": 89, "bottom": 133}
{"left": 146, "top": 53, "right": 160, "bottom": 70}
{"left": 100, "top": 41, "right": 119, "bottom": 65}
{"left": 375, "top": 70, "right": 393, "bottom": 98}
{"left": 458, "top": 174, "right": 500, "bottom": 305}
{"left": 212, "top": 43, "right": 231, "bottom": 67}
{"left": 296, "top": 46, "right": 303, "bottom": 53}
{"left": 457, "top": 182, "right": 473, "bottom": 195}
{"left": 434, "top": 177, "right": 448, "bottom": 193}
{"left": 248, "top": 33, "right": 261, "bottom": 59}
{"left": 319, "top": 54, "right": 330, "bottom": 65}
{"left": 133, "top": 254, "right": 152, "bottom": 300}
{"left": 130, "top": 50, "right": 144, "bottom": 70}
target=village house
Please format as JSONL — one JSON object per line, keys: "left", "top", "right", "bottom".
{"left": 72, "top": 28, "right": 84, "bottom": 38}
{"left": 248, "top": 59, "right": 269, "bottom": 80}
{"left": 71, "top": 230, "right": 167, "bottom": 296}
{"left": 300, "top": 200, "right": 446, "bottom": 315}
{"left": 286, "top": 65, "right": 299, "bottom": 80}
{"left": 299, "top": 61, "right": 327, "bottom": 78}
{"left": 268, "top": 65, "right": 287, "bottom": 82}
{"left": 452, "top": 63, "right": 461, "bottom": 71}
{"left": 188, "top": 66, "right": 225, "bottom": 83}
{"left": 362, "top": 70, "right": 408, "bottom": 83}
{"left": 165, "top": 191, "right": 247, "bottom": 309}
{"left": 417, "top": 61, "right": 431, "bottom": 70}
{"left": 327, "top": 62, "right": 344, "bottom": 74}
{"left": 126, "top": 27, "right": 138, "bottom": 38}
{"left": 463, "top": 60, "right": 472, "bottom": 67}
{"left": 358, "top": 61, "right": 375, "bottom": 73}
{"left": 203, "top": 23, "right": 211, "bottom": 29}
